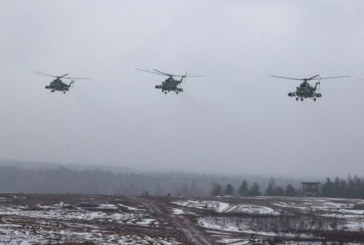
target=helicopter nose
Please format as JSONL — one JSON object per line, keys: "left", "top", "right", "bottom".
{"left": 45, "top": 85, "right": 50, "bottom": 89}
{"left": 155, "top": 85, "right": 161, "bottom": 89}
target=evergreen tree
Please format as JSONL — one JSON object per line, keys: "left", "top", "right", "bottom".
{"left": 321, "top": 177, "right": 333, "bottom": 197}
{"left": 265, "top": 184, "right": 274, "bottom": 196}
{"left": 249, "top": 182, "right": 261, "bottom": 196}
{"left": 284, "top": 184, "right": 297, "bottom": 196}
{"left": 265, "top": 177, "right": 277, "bottom": 196}
{"left": 353, "top": 175, "right": 364, "bottom": 198}
{"left": 237, "top": 180, "right": 249, "bottom": 196}
{"left": 347, "top": 175, "right": 356, "bottom": 198}
{"left": 179, "top": 184, "right": 190, "bottom": 196}
{"left": 276, "top": 186, "right": 284, "bottom": 196}
{"left": 210, "top": 182, "right": 223, "bottom": 196}
{"left": 224, "top": 183, "right": 235, "bottom": 196}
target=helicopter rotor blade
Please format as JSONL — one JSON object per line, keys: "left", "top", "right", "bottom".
{"left": 166, "top": 74, "right": 204, "bottom": 78}
{"left": 152, "top": 69, "right": 204, "bottom": 77}
{"left": 33, "top": 70, "right": 59, "bottom": 78}
{"left": 59, "top": 74, "right": 69, "bottom": 79}
{"left": 153, "top": 69, "right": 173, "bottom": 76}
{"left": 33, "top": 70, "right": 74, "bottom": 79}
{"left": 306, "top": 75, "right": 320, "bottom": 81}
{"left": 63, "top": 76, "right": 90, "bottom": 80}
{"left": 135, "top": 68, "right": 168, "bottom": 76}
{"left": 271, "top": 74, "right": 348, "bottom": 81}
{"left": 136, "top": 68, "right": 204, "bottom": 78}
{"left": 270, "top": 75, "right": 306, "bottom": 81}
{"left": 184, "top": 74, "right": 205, "bottom": 77}
{"left": 315, "top": 75, "right": 350, "bottom": 80}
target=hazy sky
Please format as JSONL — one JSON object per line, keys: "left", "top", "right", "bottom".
{"left": 1, "top": 0, "right": 364, "bottom": 178}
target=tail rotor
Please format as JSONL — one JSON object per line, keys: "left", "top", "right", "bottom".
{"left": 69, "top": 80, "right": 75, "bottom": 88}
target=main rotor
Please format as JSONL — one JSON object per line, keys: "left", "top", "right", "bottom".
{"left": 33, "top": 70, "right": 90, "bottom": 80}
{"left": 270, "top": 74, "right": 349, "bottom": 83}
{"left": 135, "top": 68, "right": 204, "bottom": 78}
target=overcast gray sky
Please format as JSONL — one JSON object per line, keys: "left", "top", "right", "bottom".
{"left": 1, "top": 0, "right": 364, "bottom": 178}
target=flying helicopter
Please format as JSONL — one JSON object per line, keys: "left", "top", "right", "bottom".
{"left": 135, "top": 68, "right": 203, "bottom": 94}
{"left": 33, "top": 70, "right": 90, "bottom": 93}
{"left": 270, "top": 74, "right": 349, "bottom": 101}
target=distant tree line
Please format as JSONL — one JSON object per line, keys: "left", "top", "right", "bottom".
{"left": 321, "top": 176, "right": 364, "bottom": 198}
{"left": 210, "top": 176, "right": 364, "bottom": 198}
{"left": 210, "top": 180, "right": 262, "bottom": 196}
{"left": 210, "top": 178, "right": 299, "bottom": 197}
{"left": 0, "top": 165, "right": 363, "bottom": 198}
{"left": 0, "top": 166, "right": 268, "bottom": 196}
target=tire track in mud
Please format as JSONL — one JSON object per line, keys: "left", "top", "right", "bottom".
{"left": 172, "top": 215, "right": 212, "bottom": 245}
{"left": 132, "top": 197, "right": 212, "bottom": 245}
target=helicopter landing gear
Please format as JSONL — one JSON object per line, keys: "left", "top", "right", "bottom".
{"left": 313, "top": 98, "right": 316, "bottom": 101}
{"left": 164, "top": 91, "right": 167, "bottom": 94}
{"left": 296, "top": 97, "right": 298, "bottom": 101}
{"left": 176, "top": 92, "right": 179, "bottom": 94}
{"left": 301, "top": 98, "right": 303, "bottom": 101}
{"left": 63, "top": 91, "right": 66, "bottom": 94}
{"left": 51, "top": 90, "right": 55, "bottom": 93}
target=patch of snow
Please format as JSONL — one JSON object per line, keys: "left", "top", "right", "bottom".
{"left": 172, "top": 208, "right": 185, "bottom": 215}
{"left": 136, "top": 218, "right": 155, "bottom": 226}
{"left": 118, "top": 203, "right": 144, "bottom": 211}
{"left": 98, "top": 203, "right": 118, "bottom": 209}
{"left": 172, "top": 200, "right": 280, "bottom": 215}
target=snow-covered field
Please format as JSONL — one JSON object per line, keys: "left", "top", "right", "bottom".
{"left": 0, "top": 194, "right": 179, "bottom": 244}
{"left": 171, "top": 200, "right": 281, "bottom": 215}
{"left": 0, "top": 194, "right": 363, "bottom": 244}
{"left": 171, "top": 197, "right": 364, "bottom": 244}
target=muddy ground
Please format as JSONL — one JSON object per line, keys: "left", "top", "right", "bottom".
{"left": 0, "top": 194, "right": 363, "bottom": 244}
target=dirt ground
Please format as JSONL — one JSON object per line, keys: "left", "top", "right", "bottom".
{"left": 0, "top": 194, "right": 363, "bottom": 244}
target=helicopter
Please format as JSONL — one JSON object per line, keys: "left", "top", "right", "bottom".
{"left": 270, "top": 74, "right": 349, "bottom": 101}
{"left": 135, "top": 68, "right": 203, "bottom": 94}
{"left": 33, "top": 70, "right": 90, "bottom": 93}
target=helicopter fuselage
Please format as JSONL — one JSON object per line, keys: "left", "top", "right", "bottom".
{"left": 136, "top": 68, "right": 202, "bottom": 94}
{"left": 288, "top": 81, "right": 321, "bottom": 101}
{"left": 155, "top": 76, "right": 184, "bottom": 94}
{"left": 45, "top": 79, "right": 74, "bottom": 93}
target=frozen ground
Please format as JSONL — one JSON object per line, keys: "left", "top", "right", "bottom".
{"left": 171, "top": 200, "right": 281, "bottom": 215}
{"left": 171, "top": 197, "right": 364, "bottom": 244}
{"left": 0, "top": 194, "right": 179, "bottom": 244}
{"left": 0, "top": 194, "right": 363, "bottom": 244}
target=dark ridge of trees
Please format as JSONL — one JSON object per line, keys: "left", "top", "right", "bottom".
{"left": 210, "top": 176, "right": 364, "bottom": 198}
{"left": 321, "top": 176, "right": 364, "bottom": 198}
{"left": 265, "top": 178, "right": 293, "bottom": 197}
{"left": 284, "top": 184, "right": 297, "bottom": 196}
{"left": 0, "top": 165, "right": 363, "bottom": 198}
{"left": 0, "top": 166, "right": 270, "bottom": 197}
{"left": 211, "top": 180, "right": 261, "bottom": 197}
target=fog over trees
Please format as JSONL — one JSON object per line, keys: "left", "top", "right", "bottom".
{"left": 0, "top": 161, "right": 362, "bottom": 198}
{"left": 0, "top": 165, "right": 269, "bottom": 196}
